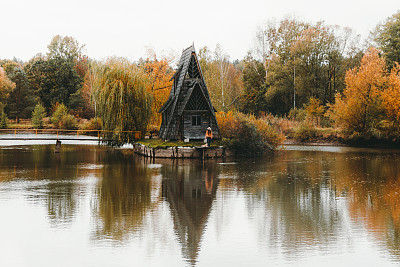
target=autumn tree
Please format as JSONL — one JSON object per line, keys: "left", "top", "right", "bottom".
{"left": 0, "top": 66, "right": 14, "bottom": 128}
{"left": 92, "top": 58, "right": 152, "bottom": 145}
{"left": 304, "top": 97, "right": 325, "bottom": 125}
{"left": 0, "top": 66, "right": 15, "bottom": 105}
{"left": 140, "top": 50, "right": 174, "bottom": 128}
{"left": 329, "top": 48, "right": 387, "bottom": 138}
{"left": 380, "top": 63, "right": 400, "bottom": 136}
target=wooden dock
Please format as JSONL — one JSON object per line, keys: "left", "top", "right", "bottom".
{"left": 133, "top": 143, "right": 233, "bottom": 159}
{"left": 0, "top": 129, "right": 141, "bottom": 142}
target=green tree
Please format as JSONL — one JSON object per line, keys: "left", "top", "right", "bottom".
{"left": 372, "top": 11, "right": 400, "bottom": 70}
{"left": 51, "top": 103, "right": 68, "bottom": 128}
{"left": 50, "top": 103, "right": 77, "bottom": 129}
{"left": 47, "top": 35, "right": 85, "bottom": 60}
{"left": 32, "top": 103, "right": 46, "bottom": 129}
{"left": 240, "top": 55, "right": 267, "bottom": 115}
{"left": 24, "top": 36, "right": 84, "bottom": 111}
{"left": 1, "top": 60, "right": 35, "bottom": 121}
{"left": 93, "top": 58, "right": 152, "bottom": 146}
{"left": 254, "top": 18, "right": 362, "bottom": 115}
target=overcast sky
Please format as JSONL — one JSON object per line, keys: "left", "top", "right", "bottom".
{"left": 1, "top": 0, "right": 399, "bottom": 63}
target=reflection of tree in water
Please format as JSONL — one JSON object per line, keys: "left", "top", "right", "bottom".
{"left": 0, "top": 145, "right": 101, "bottom": 226}
{"left": 224, "top": 153, "right": 342, "bottom": 257}
{"left": 38, "top": 146, "right": 101, "bottom": 226}
{"left": 161, "top": 160, "right": 219, "bottom": 266}
{"left": 91, "top": 153, "right": 156, "bottom": 243}
{"left": 331, "top": 153, "right": 400, "bottom": 260}
{"left": 220, "top": 151, "right": 400, "bottom": 260}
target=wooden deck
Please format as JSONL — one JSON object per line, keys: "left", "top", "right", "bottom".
{"left": 0, "top": 129, "right": 141, "bottom": 142}
{"left": 133, "top": 143, "right": 233, "bottom": 159}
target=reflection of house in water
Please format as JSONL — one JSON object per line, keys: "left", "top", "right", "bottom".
{"left": 162, "top": 163, "right": 219, "bottom": 265}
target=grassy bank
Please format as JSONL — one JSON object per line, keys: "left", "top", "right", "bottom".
{"left": 137, "top": 139, "right": 224, "bottom": 148}
{"left": 283, "top": 121, "right": 400, "bottom": 148}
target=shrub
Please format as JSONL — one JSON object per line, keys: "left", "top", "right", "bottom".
{"left": 60, "top": 114, "right": 78, "bottom": 130}
{"left": 31, "top": 103, "right": 46, "bottom": 129}
{"left": 215, "top": 111, "right": 240, "bottom": 139}
{"left": 216, "top": 111, "right": 285, "bottom": 155}
{"left": 51, "top": 103, "right": 69, "bottom": 128}
{"left": 288, "top": 108, "right": 307, "bottom": 122}
{"left": 294, "top": 121, "right": 317, "bottom": 141}
{"left": 229, "top": 118, "right": 267, "bottom": 155}
{"left": 50, "top": 103, "right": 78, "bottom": 129}
{"left": 249, "top": 115, "right": 286, "bottom": 149}
{"left": 81, "top": 117, "right": 103, "bottom": 131}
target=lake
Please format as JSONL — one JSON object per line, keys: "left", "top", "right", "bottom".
{"left": 0, "top": 142, "right": 400, "bottom": 266}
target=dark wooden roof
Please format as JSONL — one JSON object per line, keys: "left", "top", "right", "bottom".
{"left": 159, "top": 45, "right": 195, "bottom": 112}
{"left": 158, "top": 44, "right": 219, "bottom": 137}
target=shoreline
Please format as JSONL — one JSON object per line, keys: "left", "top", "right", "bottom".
{"left": 284, "top": 139, "right": 346, "bottom": 147}
{"left": 284, "top": 137, "right": 400, "bottom": 149}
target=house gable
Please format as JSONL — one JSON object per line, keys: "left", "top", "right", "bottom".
{"left": 158, "top": 44, "right": 220, "bottom": 140}
{"left": 185, "top": 84, "right": 208, "bottom": 111}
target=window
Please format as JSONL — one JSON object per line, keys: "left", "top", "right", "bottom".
{"left": 192, "top": 115, "right": 201, "bottom": 126}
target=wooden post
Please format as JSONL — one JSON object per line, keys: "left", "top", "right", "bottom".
{"left": 54, "top": 139, "right": 61, "bottom": 153}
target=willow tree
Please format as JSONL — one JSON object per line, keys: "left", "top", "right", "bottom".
{"left": 93, "top": 58, "right": 152, "bottom": 146}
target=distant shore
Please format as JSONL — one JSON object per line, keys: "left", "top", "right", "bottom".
{"left": 284, "top": 137, "right": 400, "bottom": 149}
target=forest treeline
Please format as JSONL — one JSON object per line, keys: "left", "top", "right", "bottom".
{"left": 1, "top": 12, "right": 400, "bottom": 144}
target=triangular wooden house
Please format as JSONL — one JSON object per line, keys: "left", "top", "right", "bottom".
{"left": 159, "top": 44, "right": 220, "bottom": 140}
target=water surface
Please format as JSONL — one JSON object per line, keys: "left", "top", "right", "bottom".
{"left": 1, "top": 143, "right": 400, "bottom": 266}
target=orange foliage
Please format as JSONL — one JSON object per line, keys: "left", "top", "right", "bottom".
{"left": 381, "top": 63, "right": 400, "bottom": 123}
{"left": 304, "top": 97, "right": 325, "bottom": 125}
{"left": 143, "top": 51, "right": 174, "bottom": 128}
{"left": 329, "top": 48, "right": 387, "bottom": 134}
{"left": 216, "top": 111, "right": 285, "bottom": 151}
{"left": 0, "top": 66, "right": 15, "bottom": 103}
{"left": 248, "top": 115, "right": 286, "bottom": 148}
{"left": 215, "top": 111, "right": 240, "bottom": 139}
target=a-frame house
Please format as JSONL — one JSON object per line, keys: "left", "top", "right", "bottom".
{"left": 158, "top": 44, "right": 220, "bottom": 141}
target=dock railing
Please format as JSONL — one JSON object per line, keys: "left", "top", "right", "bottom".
{"left": 0, "top": 129, "right": 141, "bottom": 142}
